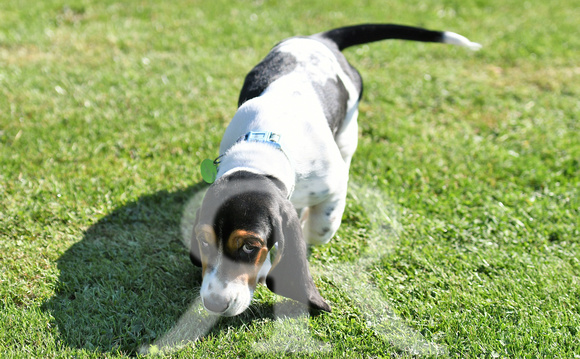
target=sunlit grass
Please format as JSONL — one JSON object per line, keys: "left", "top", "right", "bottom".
{"left": 1, "top": 0, "right": 579, "bottom": 357}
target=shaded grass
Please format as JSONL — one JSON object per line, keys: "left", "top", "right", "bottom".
{"left": 1, "top": 0, "right": 579, "bottom": 357}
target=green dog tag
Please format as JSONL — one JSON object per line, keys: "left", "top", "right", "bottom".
{"left": 200, "top": 159, "right": 217, "bottom": 184}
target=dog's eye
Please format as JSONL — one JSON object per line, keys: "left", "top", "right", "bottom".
{"left": 242, "top": 243, "right": 258, "bottom": 254}
{"left": 198, "top": 236, "right": 210, "bottom": 249}
{"left": 195, "top": 225, "right": 215, "bottom": 251}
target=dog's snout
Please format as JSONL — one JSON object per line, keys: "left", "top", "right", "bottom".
{"left": 203, "top": 294, "right": 230, "bottom": 314}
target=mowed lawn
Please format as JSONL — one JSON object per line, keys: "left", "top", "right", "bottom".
{"left": 1, "top": 0, "right": 579, "bottom": 357}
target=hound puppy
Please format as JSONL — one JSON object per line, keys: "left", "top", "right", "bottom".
{"left": 190, "top": 24, "right": 480, "bottom": 316}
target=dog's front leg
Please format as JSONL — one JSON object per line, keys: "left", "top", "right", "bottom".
{"left": 301, "top": 191, "right": 348, "bottom": 245}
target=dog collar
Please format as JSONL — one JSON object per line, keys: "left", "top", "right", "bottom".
{"left": 200, "top": 131, "right": 294, "bottom": 197}
{"left": 240, "top": 131, "right": 282, "bottom": 150}
{"left": 215, "top": 131, "right": 285, "bottom": 165}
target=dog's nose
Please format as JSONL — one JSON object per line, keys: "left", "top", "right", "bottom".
{"left": 203, "top": 295, "right": 230, "bottom": 313}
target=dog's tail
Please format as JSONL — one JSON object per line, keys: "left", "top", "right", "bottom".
{"left": 316, "top": 24, "right": 481, "bottom": 51}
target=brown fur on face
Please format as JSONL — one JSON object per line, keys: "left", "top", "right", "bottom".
{"left": 195, "top": 226, "right": 271, "bottom": 287}
{"left": 195, "top": 224, "right": 216, "bottom": 277}
{"left": 225, "top": 229, "right": 270, "bottom": 287}
{"left": 226, "top": 229, "right": 264, "bottom": 253}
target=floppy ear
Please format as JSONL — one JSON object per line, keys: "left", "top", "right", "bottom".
{"left": 266, "top": 200, "right": 331, "bottom": 313}
{"left": 189, "top": 209, "right": 202, "bottom": 267}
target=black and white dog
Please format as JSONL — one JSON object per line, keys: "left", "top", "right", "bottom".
{"left": 190, "top": 24, "right": 480, "bottom": 316}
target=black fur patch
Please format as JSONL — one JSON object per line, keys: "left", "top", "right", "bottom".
{"left": 312, "top": 36, "right": 363, "bottom": 99}
{"left": 312, "top": 75, "right": 349, "bottom": 135}
{"left": 238, "top": 49, "right": 298, "bottom": 107}
{"left": 237, "top": 36, "right": 362, "bottom": 135}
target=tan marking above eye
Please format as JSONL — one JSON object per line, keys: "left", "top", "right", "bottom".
{"left": 226, "top": 229, "right": 265, "bottom": 253}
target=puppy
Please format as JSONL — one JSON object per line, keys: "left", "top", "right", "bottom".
{"left": 190, "top": 24, "right": 480, "bottom": 316}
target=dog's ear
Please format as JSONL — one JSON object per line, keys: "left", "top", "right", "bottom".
{"left": 266, "top": 200, "right": 331, "bottom": 313}
{"left": 189, "top": 209, "right": 202, "bottom": 267}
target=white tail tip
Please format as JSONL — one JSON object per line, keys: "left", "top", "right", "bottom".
{"left": 442, "top": 31, "right": 482, "bottom": 51}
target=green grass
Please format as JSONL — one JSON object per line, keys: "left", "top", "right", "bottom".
{"left": 1, "top": 0, "right": 579, "bottom": 357}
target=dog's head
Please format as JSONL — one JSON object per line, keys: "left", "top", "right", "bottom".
{"left": 190, "top": 171, "right": 330, "bottom": 316}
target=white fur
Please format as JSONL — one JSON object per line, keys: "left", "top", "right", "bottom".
{"left": 257, "top": 254, "right": 272, "bottom": 283}
{"left": 442, "top": 31, "right": 482, "bottom": 51}
{"left": 200, "top": 255, "right": 254, "bottom": 316}
{"left": 200, "top": 248, "right": 273, "bottom": 316}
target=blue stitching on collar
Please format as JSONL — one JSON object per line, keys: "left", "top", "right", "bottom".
{"left": 243, "top": 131, "right": 282, "bottom": 150}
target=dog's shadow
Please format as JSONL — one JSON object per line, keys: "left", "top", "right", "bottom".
{"left": 43, "top": 182, "right": 286, "bottom": 355}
